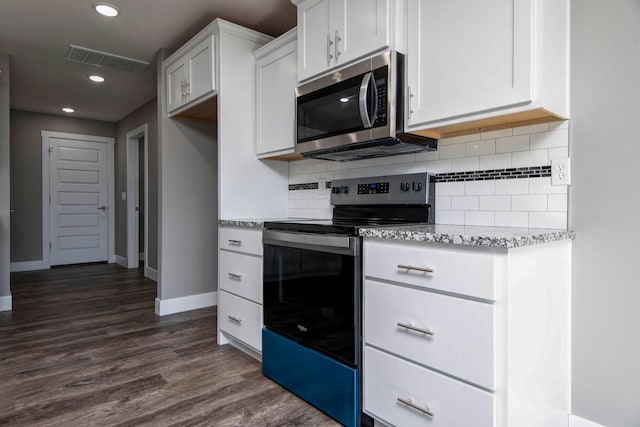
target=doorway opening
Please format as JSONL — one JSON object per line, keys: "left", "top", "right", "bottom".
{"left": 126, "top": 124, "right": 148, "bottom": 271}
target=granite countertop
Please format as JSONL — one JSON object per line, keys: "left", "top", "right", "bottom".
{"left": 218, "top": 218, "right": 297, "bottom": 229}
{"left": 358, "top": 224, "right": 575, "bottom": 249}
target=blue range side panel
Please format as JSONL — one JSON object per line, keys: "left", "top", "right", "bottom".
{"left": 262, "top": 328, "right": 358, "bottom": 427}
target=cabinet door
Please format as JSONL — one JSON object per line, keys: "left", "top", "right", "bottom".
{"left": 166, "top": 58, "right": 186, "bottom": 113}
{"left": 406, "top": 0, "right": 533, "bottom": 127}
{"left": 186, "top": 35, "right": 215, "bottom": 103}
{"left": 335, "top": 0, "right": 389, "bottom": 65}
{"left": 256, "top": 40, "right": 297, "bottom": 157}
{"left": 297, "top": 0, "right": 333, "bottom": 81}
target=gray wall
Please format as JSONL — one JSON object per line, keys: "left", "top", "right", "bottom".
{"left": 9, "top": 110, "right": 116, "bottom": 262}
{"left": 0, "top": 54, "right": 10, "bottom": 302}
{"left": 570, "top": 1, "right": 640, "bottom": 426}
{"left": 114, "top": 98, "right": 158, "bottom": 270}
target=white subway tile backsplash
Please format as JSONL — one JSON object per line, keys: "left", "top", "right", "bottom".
{"left": 415, "top": 150, "right": 440, "bottom": 162}
{"left": 495, "top": 178, "right": 529, "bottom": 195}
{"left": 436, "top": 196, "right": 451, "bottom": 211}
{"left": 451, "top": 196, "right": 479, "bottom": 211}
{"left": 530, "top": 129, "right": 569, "bottom": 149}
{"left": 481, "top": 128, "right": 512, "bottom": 140}
{"left": 288, "top": 122, "right": 570, "bottom": 228}
{"left": 529, "top": 177, "right": 567, "bottom": 194}
{"left": 479, "top": 196, "right": 511, "bottom": 211}
{"left": 512, "top": 122, "right": 549, "bottom": 135}
{"left": 495, "top": 211, "right": 529, "bottom": 228}
{"left": 548, "top": 194, "right": 568, "bottom": 212}
{"left": 426, "top": 159, "right": 452, "bottom": 174}
{"left": 465, "top": 211, "right": 495, "bottom": 226}
{"left": 437, "top": 181, "right": 465, "bottom": 196}
{"left": 451, "top": 156, "right": 479, "bottom": 172}
{"left": 496, "top": 134, "right": 530, "bottom": 153}
{"left": 512, "top": 195, "right": 548, "bottom": 212}
{"left": 439, "top": 143, "right": 466, "bottom": 159}
{"left": 480, "top": 153, "right": 512, "bottom": 170}
{"left": 466, "top": 139, "right": 496, "bottom": 156}
{"left": 512, "top": 149, "right": 549, "bottom": 168}
{"left": 437, "top": 210, "right": 465, "bottom": 225}
{"left": 451, "top": 134, "right": 481, "bottom": 144}
{"left": 529, "top": 212, "right": 567, "bottom": 229}
{"left": 465, "top": 180, "right": 495, "bottom": 196}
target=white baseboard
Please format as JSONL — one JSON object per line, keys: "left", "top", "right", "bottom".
{"left": 145, "top": 266, "right": 158, "bottom": 282}
{"left": 155, "top": 291, "right": 217, "bottom": 316}
{"left": 10, "top": 260, "right": 49, "bottom": 272}
{"left": 0, "top": 294, "right": 12, "bottom": 311}
{"left": 115, "top": 255, "right": 127, "bottom": 268}
{"left": 570, "top": 415, "right": 606, "bottom": 427}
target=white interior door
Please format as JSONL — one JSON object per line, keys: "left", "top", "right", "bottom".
{"left": 49, "top": 137, "right": 109, "bottom": 266}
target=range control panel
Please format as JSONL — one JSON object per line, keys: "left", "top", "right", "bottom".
{"left": 357, "top": 182, "right": 390, "bottom": 194}
{"left": 330, "top": 173, "right": 434, "bottom": 206}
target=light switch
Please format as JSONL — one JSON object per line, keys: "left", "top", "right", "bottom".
{"left": 122, "top": 192, "right": 126, "bottom": 200}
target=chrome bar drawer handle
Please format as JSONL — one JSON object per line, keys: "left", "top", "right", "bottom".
{"left": 397, "top": 322, "right": 434, "bottom": 336}
{"left": 228, "top": 273, "right": 242, "bottom": 280}
{"left": 397, "top": 397, "right": 434, "bottom": 417}
{"left": 397, "top": 264, "right": 434, "bottom": 273}
{"left": 228, "top": 239, "right": 242, "bottom": 245}
{"left": 227, "top": 315, "right": 242, "bottom": 325}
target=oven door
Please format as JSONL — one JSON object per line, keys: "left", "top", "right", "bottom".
{"left": 263, "top": 230, "right": 361, "bottom": 367}
{"left": 295, "top": 53, "right": 393, "bottom": 155}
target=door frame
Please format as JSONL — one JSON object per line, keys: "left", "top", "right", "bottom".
{"left": 125, "top": 124, "right": 148, "bottom": 269}
{"left": 41, "top": 131, "right": 116, "bottom": 267}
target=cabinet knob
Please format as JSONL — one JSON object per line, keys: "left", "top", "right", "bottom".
{"left": 397, "top": 322, "right": 434, "bottom": 336}
{"left": 397, "top": 264, "right": 434, "bottom": 274}
{"left": 334, "top": 30, "right": 342, "bottom": 59}
{"left": 227, "top": 315, "right": 242, "bottom": 325}
{"left": 228, "top": 273, "right": 242, "bottom": 280}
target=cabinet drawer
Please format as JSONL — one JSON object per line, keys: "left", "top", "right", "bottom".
{"left": 219, "top": 250, "right": 262, "bottom": 304}
{"left": 219, "top": 227, "right": 263, "bottom": 256}
{"left": 218, "top": 291, "right": 263, "bottom": 351}
{"left": 364, "top": 347, "right": 495, "bottom": 427}
{"left": 364, "top": 279, "right": 495, "bottom": 390}
{"left": 364, "top": 239, "right": 502, "bottom": 300}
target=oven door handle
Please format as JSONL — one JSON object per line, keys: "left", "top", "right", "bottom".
{"left": 263, "top": 230, "right": 357, "bottom": 256}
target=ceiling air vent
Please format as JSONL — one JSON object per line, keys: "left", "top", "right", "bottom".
{"left": 65, "top": 45, "right": 149, "bottom": 74}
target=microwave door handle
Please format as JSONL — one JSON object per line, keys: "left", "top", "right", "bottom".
{"left": 359, "top": 72, "right": 373, "bottom": 128}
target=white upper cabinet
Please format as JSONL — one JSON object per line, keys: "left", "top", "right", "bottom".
{"left": 405, "top": 0, "right": 569, "bottom": 138}
{"left": 294, "top": 0, "right": 395, "bottom": 81}
{"left": 165, "top": 35, "right": 215, "bottom": 116}
{"left": 254, "top": 29, "right": 298, "bottom": 159}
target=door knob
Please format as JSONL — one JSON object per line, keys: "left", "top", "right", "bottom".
{"left": 97, "top": 206, "right": 108, "bottom": 211}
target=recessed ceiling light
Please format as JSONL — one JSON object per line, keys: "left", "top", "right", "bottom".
{"left": 94, "top": 3, "right": 119, "bottom": 17}
{"left": 89, "top": 75, "right": 105, "bottom": 83}
{"left": 62, "top": 107, "right": 75, "bottom": 113}
{"left": 340, "top": 97, "right": 349, "bottom": 103}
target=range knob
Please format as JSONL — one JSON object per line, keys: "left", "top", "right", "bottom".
{"left": 340, "top": 186, "right": 349, "bottom": 194}
{"left": 331, "top": 187, "right": 339, "bottom": 194}
{"left": 400, "top": 182, "right": 410, "bottom": 192}
{"left": 413, "top": 181, "right": 423, "bottom": 191}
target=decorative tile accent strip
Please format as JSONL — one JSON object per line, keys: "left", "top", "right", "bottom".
{"left": 288, "top": 182, "right": 332, "bottom": 191}
{"left": 434, "top": 166, "right": 551, "bottom": 182}
{"left": 289, "top": 182, "right": 319, "bottom": 191}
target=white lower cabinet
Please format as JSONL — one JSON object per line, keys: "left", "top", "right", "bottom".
{"left": 363, "top": 238, "right": 572, "bottom": 427}
{"left": 217, "top": 225, "right": 263, "bottom": 358}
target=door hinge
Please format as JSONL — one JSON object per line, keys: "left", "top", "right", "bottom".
{"left": 48, "top": 146, "right": 53, "bottom": 153}
{"left": 49, "top": 195, "right": 51, "bottom": 203}
{"left": 49, "top": 242, "right": 52, "bottom": 250}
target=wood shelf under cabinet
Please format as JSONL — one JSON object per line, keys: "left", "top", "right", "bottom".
{"left": 172, "top": 95, "right": 218, "bottom": 123}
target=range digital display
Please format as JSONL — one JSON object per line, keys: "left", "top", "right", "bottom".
{"left": 357, "top": 182, "right": 389, "bottom": 194}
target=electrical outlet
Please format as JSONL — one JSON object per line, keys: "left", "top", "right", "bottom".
{"left": 551, "top": 157, "right": 571, "bottom": 186}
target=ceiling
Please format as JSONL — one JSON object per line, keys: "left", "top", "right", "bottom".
{"left": 0, "top": 0, "right": 296, "bottom": 122}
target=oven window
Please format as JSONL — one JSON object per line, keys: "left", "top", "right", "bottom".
{"left": 263, "top": 244, "right": 358, "bottom": 366}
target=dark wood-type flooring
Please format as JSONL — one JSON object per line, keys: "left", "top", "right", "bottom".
{"left": 0, "top": 263, "right": 340, "bottom": 426}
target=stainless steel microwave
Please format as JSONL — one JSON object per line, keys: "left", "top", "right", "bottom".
{"left": 295, "top": 51, "right": 437, "bottom": 161}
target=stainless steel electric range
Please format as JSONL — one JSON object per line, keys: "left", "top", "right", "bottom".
{"left": 261, "top": 172, "right": 434, "bottom": 427}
